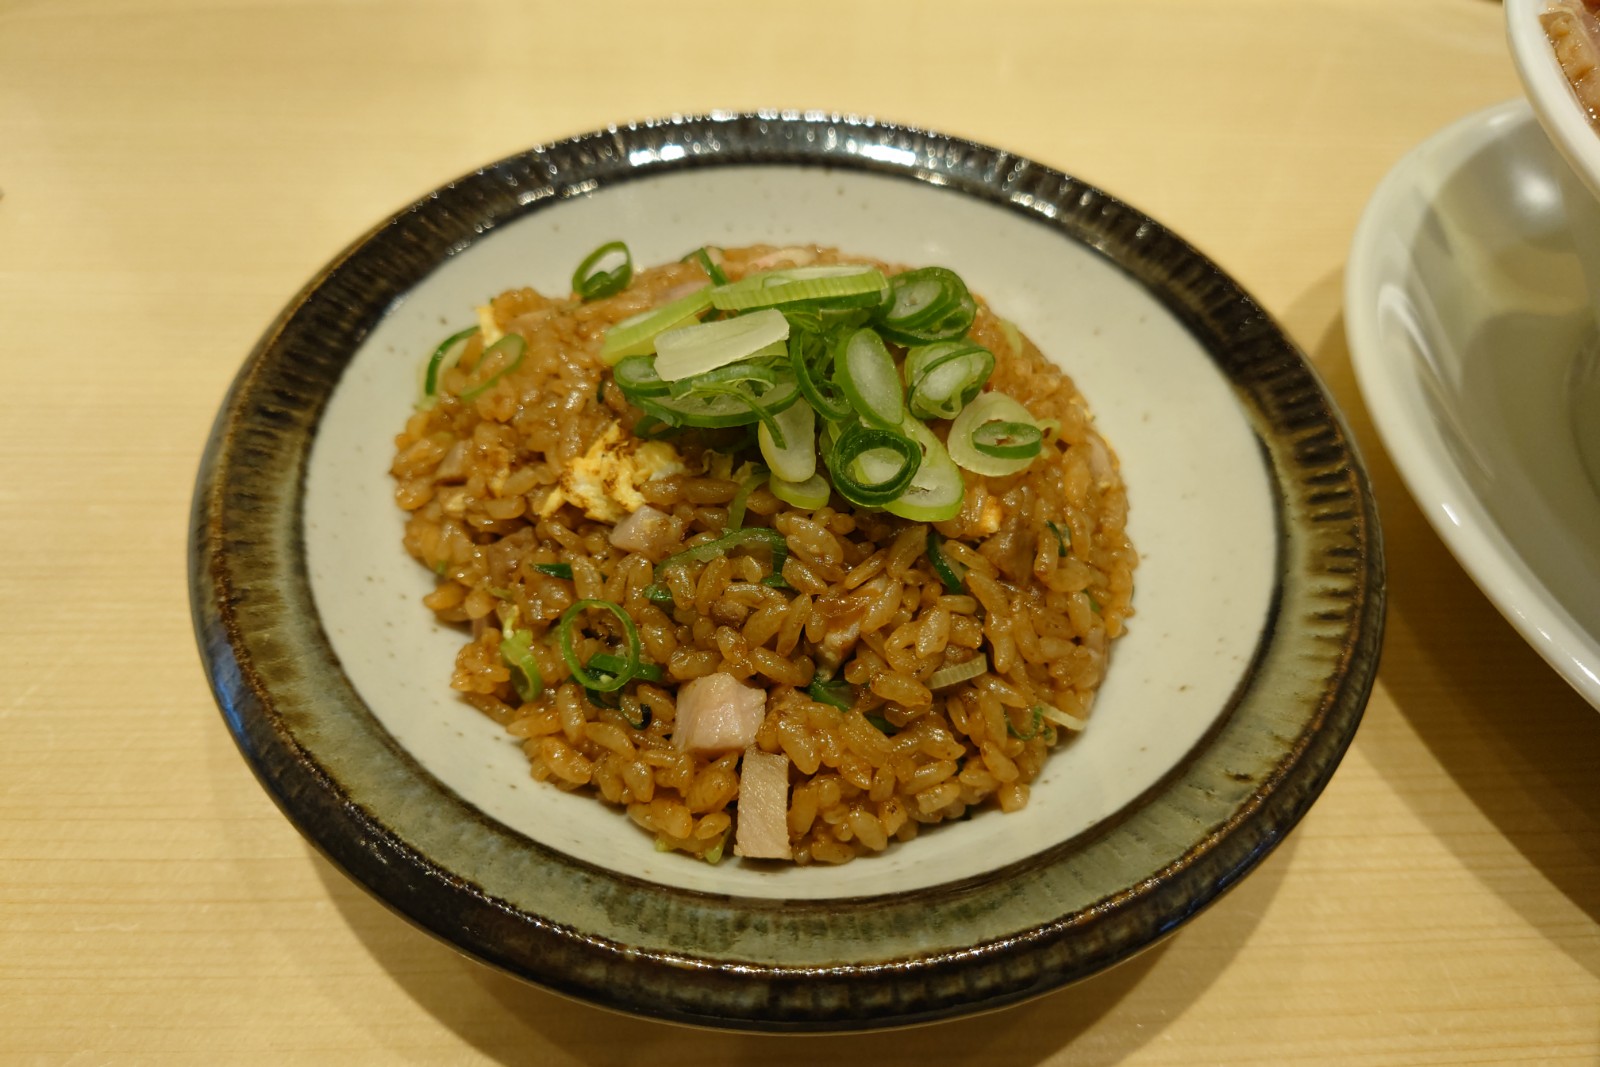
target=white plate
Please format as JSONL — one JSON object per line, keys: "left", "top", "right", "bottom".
{"left": 1347, "top": 99, "right": 1600, "bottom": 708}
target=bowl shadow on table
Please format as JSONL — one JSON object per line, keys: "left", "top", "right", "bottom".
{"left": 1297, "top": 277, "right": 1600, "bottom": 977}
{"left": 309, "top": 828, "right": 1294, "bottom": 1065}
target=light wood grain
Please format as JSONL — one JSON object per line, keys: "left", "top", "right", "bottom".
{"left": 3, "top": 0, "right": 1597, "bottom": 1062}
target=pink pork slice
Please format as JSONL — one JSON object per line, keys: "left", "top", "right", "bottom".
{"left": 734, "top": 747, "right": 792, "bottom": 860}
{"left": 671, "top": 673, "right": 766, "bottom": 753}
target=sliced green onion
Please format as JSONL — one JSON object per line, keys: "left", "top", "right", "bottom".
{"left": 572, "top": 241, "right": 632, "bottom": 301}
{"left": 864, "top": 714, "right": 899, "bottom": 736}
{"left": 422, "top": 325, "right": 479, "bottom": 400}
{"left": 556, "top": 599, "right": 642, "bottom": 693}
{"left": 788, "top": 329, "right": 852, "bottom": 423}
{"left": 587, "top": 652, "right": 664, "bottom": 684}
{"left": 903, "top": 340, "right": 994, "bottom": 420}
{"left": 643, "top": 582, "right": 675, "bottom": 604}
{"left": 458, "top": 334, "right": 527, "bottom": 402}
{"left": 1006, "top": 703, "right": 1044, "bottom": 741}
{"left": 972, "top": 419, "right": 1043, "bottom": 460}
{"left": 653, "top": 307, "right": 789, "bottom": 381}
{"left": 1038, "top": 703, "right": 1088, "bottom": 732}
{"left": 703, "top": 833, "right": 727, "bottom": 865}
{"left": 667, "top": 357, "right": 781, "bottom": 399}
{"left": 828, "top": 423, "right": 920, "bottom": 506}
{"left": 926, "top": 530, "right": 967, "bottom": 593}
{"left": 1046, "top": 520, "right": 1070, "bottom": 557}
{"left": 727, "top": 466, "right": 767, "bottom": 531}
{"left": 634, "top": 371, "right": 800, "bottom": 429}
{"left": 531, "top": 562, "right": 573, "bottom": 580}
{"left": 758, "top": 395, "right": 816, "bottom": 482}
{"left": 882, "top": 417, "right": 965, "bottom": 522}
{"left": 499, "top": 629, "right": 544, "bottom": 703}
{"left": 769, "top": 471, "right": 830, "bottom": 509}
{"left": 611, "top": 354, "right": 670, "bottom": 400}
{"left": 656, "top": 527, "right": 788, "bottom": 578}
{"left": 833, "top": 328, "right": 904, "bottom": 429}
{"left": 711, "top": 265, "right": 889, "bottom": 312}
{"left": 807, "top": 676, "right": 854, "bottom": 710}
{"left": 875, "top": 266, "right": 975, "bottom": 345}
{"left": 682, "top": 246, "right": 729, "bottom": 287}
{"left": 600, "top": 287, "right": 713, "bottom": 363}
{"left": 947, "top": 391, "right": 1043, "bottom": 477}
{"left": 929, "top": 654, "right": 988, "bottom": 691}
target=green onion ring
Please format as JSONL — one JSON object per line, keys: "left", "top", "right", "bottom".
{"left": 656, "top": 527, "right": 789, "bottom": 578}
{"left": 828, "top": 424, "right": 921, "bottom": 506}
{"left": 586, "top": 652, "right": 664, "bottom": 684}
{"left": 727, "top": 467, "right": 768, "bottom": 532}
{"left": 971, "top": 419, "right": 1043, "bottom": 460}
{"left": 1046, "top": 520, "right": 1070, "bottom": 557}
{"left": 789, "top": 331, "right": 852, "bottom": 422}
{"left": 682, "top": 246, "right": 729, "bottom": 286}
{"left": 499, "top": 629, "right": 544, "bottom": 703}
{"left": 572, "top": 240, "right": 633, "bottom": 301}
{"left": 424, "top": 325, "right": 479, "bottom": 397}
{"left": 530, "top": 562, "right": 573, "bottom": 580}
{"left": 557, "top": 599, "right": 642, "bottom": 693}
{"left": 458, "top": 334, "right": 527, "bottom": 402}
{"left": 806, "top": 676, "right": 854, "bottom": 710}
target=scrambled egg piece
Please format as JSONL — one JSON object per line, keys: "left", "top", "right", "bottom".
{"left": 543, "top": 422, "right": 685, "bottom": 523}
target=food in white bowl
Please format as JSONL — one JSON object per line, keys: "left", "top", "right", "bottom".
{"left": 390, "top": 241, "right": 1136, "bottom": 866}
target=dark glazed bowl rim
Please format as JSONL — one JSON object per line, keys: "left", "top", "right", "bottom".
{"left": 190, "top": 111, "right": 1384, "bottom": 1031}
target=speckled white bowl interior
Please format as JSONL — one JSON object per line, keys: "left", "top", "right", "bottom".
{"left": 302, "top": 165, "right": 1276, "bottom": 899}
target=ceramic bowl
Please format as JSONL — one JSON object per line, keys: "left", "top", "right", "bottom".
{"left": 190, "top": 112, "right": 1383, "bottom": 1031}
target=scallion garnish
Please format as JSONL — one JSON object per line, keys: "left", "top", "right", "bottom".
{"left": 586, "top": 652, "right": 664, "bottom": 684}
{"left": 423, "top": 325, "right": 479, "bottom": 400}
{"left": 769, "top": 471, "right": 830, "bottom": 510}
{"left": 710, "top": 265, "right": 888, "bottom": 312}
{"left": 926, "top": 530, "right": 967, "bottom": 593}
{"left": 971, "top": 419, "right": 1042, "bottom": 460}
{"left": 573, "top": 241, "right": 633, "bottom": 301}
{"left": 499, "top": 628, "right": 544, "bottom": 703}
{"left": 834, "top": 328, "right": 904, "bottom": 429}
{"left": 788, "top": 329, "right": 853, "bottom": 422}
{"left": 727, "top": 466, "right": 768, "bottom": 532}
{"left": 458, "top": 334, "right": 527, "bottom": 402}
{"left": 556, "top": 599, "right": 642, "bottom": 693}
{"left": 757, "top": 392, "right": 815, "bottom": 482}
{"left": 1046, "top": 520, "right": 1070, "bottom": 557}
{"left": 653, "top": 307, "right": 789, "bottom": 381}
{"left": 874, "top": 266, "right": 975, "bottom": 345}
{"left": 683, "top": 246, "right": 730, "bottom": 286}
{"left": 642, "top": 582, "right": 676, "bottom": 604}
{"left": 656, "top": 527, "right": 788, "bottom": 578}
{"left": 807, "top": 676, "right": 854, "bottom": 710}
{"left": 929, "top": 654, "right": 988, "bottom": 691}
{"left": 1005, "top": 703, "right": 1044, "bottom": 741}
{"left": 827, "top": 423, "right": 921, "bottom": 507}
{"left": 531, "top": 562, "right": 574, "bottom": 580}
{"left": 903, "top": 340, "right": 993, "bottom": 420}
{"left": 947, "top": 391, "right": 1044, "bottom": 477}
{"left": 600, "top": 287, "right": 713, "bottom": 363}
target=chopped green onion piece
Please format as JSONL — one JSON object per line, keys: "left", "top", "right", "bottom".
{"left": 769, "top": 471, "right": 830, "bottom": 509}
{"left": 833, "top": 328, "right": 904, "bottom": 429}
{"left": 1046, "top": 520, "right": 1070, "bottom": 557}
{"left": 423, "top": 325, "right": 479, "bottom": 400}
{"left": 758, "top": 395, "right": 816, "bottom": 482}
{"left": 883, "top": 417, "right": 965, "bottom": 522}
{"left": 600, "top": 287, "right": 713, "bottom": 363}
{"left": 710, "top": 265, "right": 889, "bottom": 312}
{"left": 827, "top": 423, "right": 920, "bottom": 506}
{"left": 656, "top": 527, "right": 788, "bottom": 579}
{"left": 682, "top": 247, "right": 729, "bottom": 286}
{"left": 572, "top": 241, "right": 632, "bottom": 301}
{"left": 643, "top": 582, "right": 675, "bottom": 604}
{"left": 587, "top": 652, "right": 664, "bottom": 683}
{"left": 807, "top": 676, "right": 854, "bottom": 710}
{"left": 903, "top": 340, "right": 994, "bottom": 420}
{"left": 531, "top": 562, "right": 573, "bottom": 580}
{"left": 926, "top": 530, "right": 967, "bottom": 593}
{"left": 611, "top": 354, "right": 671, "bottom": 399}
{"left": 760, "top": 573, "right": 792, "bottom": 589}
{"left": 666, "top": 355, "right": 782, "bottom": 399}
{"left": 653, "top": 307, "right": 789, "bottom": 381}
{"left": 947, "top": 391, "right": 1043, "bottom": 477}
{"left": 864, "top": 714, "right": 899, "bottom": 736}
{"left": 1038, "top": 703, "right": 1089, "bottom": 732}
{"left": 499, "top": 629, "right": 544, "bottom": 703}
{"left": 929, "top": 654, "right": 988, "bottom": 691}
{"left": 634, "top": 370, "right": 801, "bottom": 429}
{"left": 556, "top": 599, "right": 642, "bottom": 693}
{"left": 875, "top": 266, "right": 975, "bottom": 345}
{"left": 971, "top": 419, "right": 1043, "bottom": 460}
{"left": 458, "top": 334, "right": 527, "bottom": 402}
{"left": 727, "top": 466, "right": 767, "bottom": 532}
{"left": 788, "top": 329, "right": 852, "bottom": 422}
{"left": 702, "top": 833, "right": 727, "bottom": 865}
{"left": 1006, "top": 703, "right": 1044, "bottom": 741}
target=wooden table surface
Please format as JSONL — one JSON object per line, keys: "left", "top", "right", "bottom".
{"left": 4, "top": 0, "right": 1597, "bottom": 1062}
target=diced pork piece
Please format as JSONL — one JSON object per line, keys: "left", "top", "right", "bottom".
{"left": 672, "top": 673, "right": 766, "bottom": 753}
{"left": 734, "top": 747, "right": 792, "bottom": 860}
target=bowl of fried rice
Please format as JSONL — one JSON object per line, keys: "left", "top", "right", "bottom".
{"left": 191, "top": 112, "right": 1383, "bottom": 1030}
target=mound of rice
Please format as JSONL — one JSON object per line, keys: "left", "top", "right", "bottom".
{"left": 390, "top": 245, "right": 1136, "bottom": 865}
